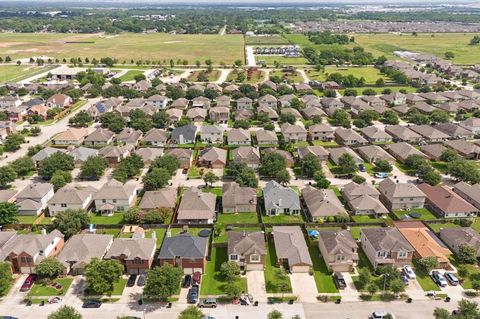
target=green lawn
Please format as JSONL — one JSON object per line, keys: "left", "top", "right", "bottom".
{"left": 0, "top": 65, "right": 55, "bottom": 83}
{"left": 170, "top": 227, "right": 210, "bottom": 237}
{"left": 0, "top": 33, "right": 245, "bottom": 64}
{"left": 146, "top": 228, "right": 167, "bottom": 246}
{"left": 95, "top": 228, "right": 121, "bottom": 237}
{"left": 427, "top": 222, "right": 460, "bottom": 234}
{"left": 214, "top": 226, "right": 262, "bottom": 244}
{"left": 311, "top": 140, "right": 339, "bottom": 147}
{"left": 392, "top": 208, "right": 438, "bottom": 221}
{"left": 470, "top": 219, "right": 480, "bottom": 233}
{"left": 202, "top": 186, "right": 222, "bottom": 198}
{"left": 16, "top": 215, "right": 39, "bottom": 224}
{"left": 187, "top": 166, "right": 201, "bottom": 178}
{"left": 349, "top": 225, "right": 382, "bottom": 240}
{"left": 262, "top": 214, "right": 304, "bottom": 224}
{"left": 351, "top": 215, "right": 391, "bottom": 223}
{"left": 451, "top": 258, "right": 480, "bottom": 290}
{"left": 309, "top": 245, "right": 338, "bottom": 293}
{"left": 118, "top": 70, "right": 144, "bottom": 82}
{"left": 187, "top": 70, "right": 221, "bottom": 82}
{"left": 90, "top": 213, "right": 124, "bottom": 225}
{"left": 245, "top": 35, "right": 290, "bottom": 45}
{"left": 412, "top": 260, "right": 440, "bottom": 291}
{"left": 306, "top": 66, "right": 391, "bottom": 85}
{"left": 112, "top": 278, "right": 127, "bottom": 296}
{"left": 339, "top": 86, "right": 417, "bottom": 95}
{"left": 29, "top": 278, "right": 73, "bottom": 297}
{"left": 200, "top": 247, "right": 248, "bottom": 295}
{"left": 256, "top": 56, "right": 309, "bottom": 66}
{"left": 270, "top": 70, "right": 303, "bottom": 84}
{"left": 431, "top": 161, "right": 448, "bottom": 174}
{"left": 216, "top": 213, "right": 260, "bottom": 225}
{"left": 264, "top": 239, "right": 292, "bottom": 293}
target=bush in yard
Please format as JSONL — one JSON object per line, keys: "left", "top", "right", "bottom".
{"left": 203, "top": 171, "right": 219, "bottom": 187}
{"left": 352, "top": 175, "right": 366, "bottom": 184}
{"left": 52, "top": 209, "right": 90, "bottom": 239}
{"left": 220, "top": 261, "right": 240, "bottom": 282}
{"left": 178, "top": 306, "right": 204, "bottom": 319}
{"left": 80, "top": 156, "right": 108, "bottom": 180}
{"left": 48, "top": 305, "right": 82, "bottom": 319}
{"left": 374, "top": 160, "right": 392, "bottom": 173}
{"left": 313, "top": 170, "right": 330, "bottom": 189}
{"left": 267, "top": 310, "right": 284, "bottom": 319}
{"left": 143, "top": 263, "right": 183, "bottom": 300}
{"left": 84, "top": 258, "right": 123, "bottom": 295}
{"left": 143, "top": 207, "right": 172, "bottom": 224}
{"left": 123, "top": 207, "right": 142, "bottom": 224}
{"left": 0, "top": 262, "right": 13, "bottom": 296}
{"left": 36, "top": 257, "right": 64, "bottom": 279}
{"left": 415, "top": 257, "right": 438, "bottom": 273}
{"left": 38, "top": 152, "right": 74, "bottom": 180}
{"left": 458, "top": 244, "right": 477, "bottom": 264}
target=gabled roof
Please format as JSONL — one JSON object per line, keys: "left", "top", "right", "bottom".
{"left": 159, "top": 233, "right": 208, "bottom": 259}
{"left": 228, "top": 231, "right": 266, "bottom": 256}
{"left": 281, "top": 123, "right": 306, "bottom": 135}
{"left": 0, "top": 230, "right": 64, "bottom": 262}
{"left": 94, "top": 179, "right": 138, "bottom": 201}
{"left": 117, "top": 128, "right": 143, "bottom": 143}
{"left": 84, "top": 128, "right": 115, "bottom": 142}
{"left": 362, "top": 227, "right": 413, "bottom": 253}
{"left": 105, "top": 238, "right": 156, "bottom": 260}
{"left": 440, "top": 227, "right": 480, "bottom": 253}
{"left": 379, "top": 178, "right": 425, "bottom": 200}
{"left": 360, "top": 126, "right": 392, "bottom": 140}
{"left": 49, "top": 185, "right": 96, "bottom": 205}
{"left": 57, "top": 234, "right": 113, "bottom": 268}
{"left": 139, "top": 188, "right": 177, "bottom": 210}
{"left": 264, "top": 180, "right": 300, "bottom": 211}
{"left": 171, "top": 125, "right": 197, "bottom": 141}
{"left": 17, "top": 183, "right": 53, "bottom": 201}
{"left": 177, "top": 187, "right": 216, "bottom": 221}
{"left": 318, "top": 230, "right": 357, "bottom": 255}
{"left": 228, "top": 128, "right": 251, "bottom": 143}
{"left": 198, "top": 147, "right": 227, "bottom": 164}
{"left": 302, "top": 186, "right": 347, "bottom": 218}
{"left": 53, "top": 127, "right": 88, "bottom": 142}
{"left": 143, "top": 128, "right": 168, "bottom": 143}
{"left": 222, "top": 182, "right": 257, "bottom": 209}
{"left": 417, "top": 183, "right": 477, "bottom": 214}
{"left": 31, "top": 147, "right": 67, "bottom": 162}
{"left": 272, "top": 226, "right": 312, "bottom": 267}
{"left": 201, "top": 125, "right": 224, "bottom": 134}
{"left": 232, "top": 146, "right": 260, "bottom": 162}
{"left": 256, "top": 129, "right": 278, "bottom": 143}
{"left": 69, "top": 147, "right": 98, "bottom": 162}
{"left": 135, "top": 148, "right": 164, "bottom": 163}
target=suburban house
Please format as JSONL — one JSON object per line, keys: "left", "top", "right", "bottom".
{"left": 31, "top": 147, "right": 67, "bottom": 166}
{"left": 308, "top": 123, "right": 334, "bottom": 141}
{"left": 231, "top": 146, "right": 260, "bottom": 168}
{"left": 16, "top": 183, "right": 54, "bottom": 216}
{"left": 170, "top": 98, "right": 189, "bottom": 110}
{"left": 280, "top": 123, "right": 307, "bottom": 143}
{"left": 186, "top": 107, "right": 207, "bottom": 122}
{"left": 104, "top": 238, "right": 156, "bottom": 274}
{"left": 165, "top": 148, "right": 192, "bottom": 169}
{"left": 0, "top": 121, "right": 16, "bottom": 140}
{"left": 200, "top": 125, "right": 224, "bottom": 144}
{"left": 264, "top": 148, "right": 294, "bottom": 167}
{"left": 263, "top": 180, "right": 301, "bottom": 216}
{"left": 357, "top": 145, "right": 395, "bottom": 163}
{"left": 360, "top": 126, "right": 393, "bottom": 143}
{"left": 460, "top": 118, "right": 480, "bottom": 135}
{"left": 235, "top": 109, "right": 253, "bottom": 121}
{"left": 444, "top": 139, "right": 480, "bottom": 159}
{"left": 166, "top": 108, "right": 183, "bottom": 123}
{"left": 381, "top": 92, "right": 406, "bottom": 106}
{"left": 142, "top": 128, "right": 168, "bottom": 147}
{"left": 387, "top": 142, "right": 428, "bottom": 163}
{"left": 420, "top": 144, "right": 448, "bottom": 161}
{"left": 395, "top": 222, "right": 452, "bottom": 269}
{"left": 417, "top": 183, "right": 478, "bottom": 218}
{"left": 47, "top": 186, "right": 96, "bottom": 216}
{"left": 361, "top": 227, "right": 414, "bottom": 269}
{"left": 335, "top": 128, "right": 368, "bottom": 146}
{"left": 303, "top": 106, "right": 326, "bottom": 120}
{"left": 68, "top": 147, "right": 98, "bottom": 167}
{"left": 258, "top": 94, "right": 278, "bottom": 108}
{"left": 439, "top": 227, "right": 480, "bottom": 259}
{"left": 46, "top": 93, "right": 72, "bottom": 108}
{"left": 409, "top": 125, "right": 450, "bottom": 143}
{"left": 317, "top": 230, "right": 359, "bottom": 272}
{"left": 98, "top": 145, "right": 134, "bottom": 165}
{"left": 227, "top": 128, "right": 251, "bottom": 146}
{"left": 52, "top": 127, "right": 89, "bottom": 145}
{"left": 272, "top": 226, "right": 313, "bottom": 273}
{"left": 257, "top": 105, "right": 279, "bottom": 121}
{"left": 302, "top": 186, "right": 348, "bottom": 222}
{"left": 192, "top": 96, "right": 211, "bottom": 109}
{"left": 176, "top": 187, "right": 216, "bottom": 224}
{"left": 0, "top": 229, "right": 64, "bottom": 274}
{"left": 453, "top": 182, "right": 480, "bottom": 210}
{"left": 146, "top": 94, "right": 168, "bottom": 109}
{"left": 171, "top": 125, "right": 197, "bottom": 145}
{"left": 378, "top": 178, "right": 426, "bottom": 211}
{"left": 197, "top": 147, "right": 227, "bottom": 169}
{"left": 256, "top": 129, "right": 278, "bottom": 145}
{"left": 138, "top": 188, "right": 177, "bottom": 211}
{"left": 297, "top": 146, "right": 329, "bottom": 162}
{"left": 222, "top": 182, "right": 257, "bottom": 213}
{"left": 209, "top": 106, "right": 230, "bottom": 123}
{"left": 57, "top": 234, "right": 113, "bottom": 275}
{"left": 434, "top": 123, "right": 475, "bottom": 139}
{"left": 93, "top": 179, "right": 139, "bottom": 215}
{"left": 83, "top": 128, "right": 115, "bottom": 146}
{"left": 236, "top": 97, "right": 253, "bottom": 109}
{"left": 158, "top": 233, "right": 208, "bottom": 274}
{"left": 385, "top": 125, "right": 422, "bottom": 143}
{"left": 117, "top": 128, "right": 143, "bottom": 146}
{"left": 227, "top": 231, "right": 266, "bottom": 271}
{"left": 342, "top": 182, "right": 388, "bottom": 216}
{"left": 329, "top": 147, "right": 363, "bottom": 165}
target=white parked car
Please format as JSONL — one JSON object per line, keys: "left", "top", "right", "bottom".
{"left": 403, "top": 265, "right": 416, "bottom": 279}
{"left": 371, "top": 312, "right": 396, "bottom": 319}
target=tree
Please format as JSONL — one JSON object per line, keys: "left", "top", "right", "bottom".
{"left": 152, "top": 110, "right": 170, "bottom": 128}
{"left": 178, "top": 306, "right": 204, "bottom": 319}
{"left": 3, "top": 133, "right": 25, "bottom": 152}
{"left": 35, "top": 257, "right": 64, "bottom": 279}
{"left": 50, "top": 170, "right": 72, "bottom": 191}
{"left": 224, "top": 281, "right": 242, "bottom": 298}
{"left": 366, "top": 283, "right": 378, "bottom": 296}
{"left": 267, "top": 310, "right": 283, "bottom": 319}
{"left": 143, "top": 264, "right": 183, "bottom": 299}
{"left": 445, "top": 51, "right": 455, "bottom": 60}
{"left": 358, "top": 268, "right": 372, "bottom": 287}
{"left": 150, "top": 155, "right": 180, "bottom": 175}
{"left": 338, "top": 153, "right": 357, "bottom": 175}
{"left": 10, "top": 156, "right": 35, "bottom": 177}
{"left": 80, "top": 156, "right": 109, "bottom": 180}
{"left": 458, "top": 243, "right": 477, "bottom": 264}
{"left": 276, "top": 169, "right": 290, "bottom": 185}
{"left": 203, "top": 171, "right": 219, "bottom": 187}
{"left": 376, "top": 78, "right": 385, "bottom": 87}
{"left": 143, "top": 168, "right": 171, "bottom": 191}
{"left": 85, "top": 258, "right": 123, "bottom": 295}
{"left": 352, "top": 175, "right": 366, "bottom": 184}
{"left": 374, "top": 160, "right": 392, "bottom": 173}
{"left": 421, "top": 168, "right": 442, "bottom": 186}
{"left": 389, "top": 278, "right": 405, "bottom": 295}
{"left": 416, "top": 257, "right": 439, "bottom": 273}
{"left": 52, "top": 209, "right": 90, "bottom": 239}
{"left": 112, "top": 154, "right": 144, "bottom": 183}
{"left": 0, "top": 262, "right": 13, "bottom": 295}
{"left": 331, "top": 109, "right": 351, "bottom": 128}
{"left": 313, "top": 170, "right": 331, "bottom": 189}
{"left": 0, "top": 166, "right": 17, "bottom": 188}
{"left": 134, "top": 73, "right": 146, "bottom": 82}
{"left": 220, "top": 261, "right": 240, "bottom": 282}
{"left": 100, "top": 112, "right": 125, "bottom": 133}
{"left": 260, "top": 152, "right": 287, "bottom": 177}
{"left": 381, "top": 110, "right": 399, "bottom": 125}
{"left": 433, "top": 307, "right": 451, "bottom": 319}
{"left": 447, "top": 158, "right": 480, "bottom": 184}
{"left": 38, "top": 152, "right": 74, "bottom": 180}
{"left": 430, "top": 110, "right": 450, "bottom": 123}
{"left": 143, "top": 207, "right": 172, "bottom": 224}
{"left": 299, "top": 154, "right": 322, "bottom": 178}
{"left": 69, "top": 110, "right": 92, "bottom": 127}
{"left": 48, "top": 306, "right": 82, "bottom": 319}
{"left": 0, "top": 202, "right": 18, "bottom": 225}
{"left": 440, "top": 149, "right": 459, "bottom": 162}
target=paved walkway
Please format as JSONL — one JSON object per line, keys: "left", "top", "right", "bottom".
{"left": 245, "top": 46, "right": 256, "bottom": 67}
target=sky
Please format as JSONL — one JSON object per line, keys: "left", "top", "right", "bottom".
{"left": 12, "top": 0, "right": 474, "bottom": 3}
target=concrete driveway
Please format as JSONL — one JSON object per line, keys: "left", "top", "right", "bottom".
{"left": 290, "top": 273, "right": 318, "bottom": 303}
{"left": 404, "top": 278, "right": 427, "bottom": 300}
{"left": 339, "top": 272, "right": 360, "bottom": 302}
{"left": 246, "top": 270, "right": 267, "bottom": 302}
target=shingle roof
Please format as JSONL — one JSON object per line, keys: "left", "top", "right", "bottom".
{"left": 362, "top": 227, "right": 413, "bottom": 253}
{"left": 49, "top": 186, "right": 96, "bottom": 205}
{"left": 177, "top": 187, "right": 216, "bottom": 221}
{"left": 105, "top": 238, "right": 156, "bottom": 260}
{"left": 57, "top": 234, "right": 113, "bottom": 268}
{"left": 272, "top": 226, "right": 312, "bottom": 267}
{"left": 139, "top": 188, "right": 176, "bottom": 210}
{"left": 227, "top": 231, "right": 266, "bottom": 256}
{"left": 302, "top": 186, "right": 347, "bottom": 218}
{"left": 159, "top": 233, "right": 207, "bottom": 259}
{"left": 222, "top": 182, "right": 257, "bottom": 209}
{"left": 264, "top": 180, "right": 300, "bottom": 211}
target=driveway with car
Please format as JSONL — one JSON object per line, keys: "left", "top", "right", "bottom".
{"left": 290, "top": 273, "right": 317, "bottom": 303}
{"left": 246, "top": 270, "right": 267, "bottom": 302}
{"left": 338, "top": 272, "right": 360, "bottom": 302}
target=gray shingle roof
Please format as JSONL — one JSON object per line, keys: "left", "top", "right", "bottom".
{"left": 159, "top": 233, "right": 207, "bottom": 259}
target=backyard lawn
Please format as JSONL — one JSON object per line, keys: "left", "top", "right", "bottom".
{"left": 426, "top": 222, "right": 460, "bottom": 234}
{"left": 200, "top": 247, "right": 247, "bottom": 296}
{"left": 214, "top": 226, "right": 263, "bottom": 244}
{"left": 216, "top": 213, "right": 260, "bottom": 225}
{"left": 16, "top": 215, "right": 39, "bottom": 225}
{"left": 118, "top": 70, "right": 144, "bottom": 82}
{"left": 146, "top": 228, "right": 167, "bottom": 246}
{"left": 169, "top": 227, "right": 211, "bottom": 237}
{"left": 29, "top": 278, "right": 74, "bottom": 297}
{"left": 351, "top": 215, "right": 391, "bottom": 224}
{"left": 349, "top": 225, "right": 382, "bottom": 240}
{"left": 264, "top": 239, "right": 292, "bottom": 293}
{"left": 262, "top": 214, "right": 305, "bottom": 224}
{"left": 392, "top": 208, "right": 438, "bottom": 221}
{"left": 309, "top": 245, "right": 338, "bottom": 293}
{"left": 90, "top": 213, "right": 124, "bottom": 225}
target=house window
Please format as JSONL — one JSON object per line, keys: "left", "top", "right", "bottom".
{"left": 400, "top": 198, "right": 404, "bottom": 202}
{"left": 230, "top": 254, "right": 238, "bottom": 261}
{"left": 113, "top": 199, "right": 117, "bottom": 203}
{"left": 336, "top": 255, "right": 346, "bottom": 262}
{"left": 377, "top": 251, "right": 387, "bottom": 258}
{"left": 398, "top": 251, "right": 407, "bottom": 258}
{"left": 250, "top": 255, "right": 260, "bottom": 263}
{"left": 117, "top": 206, "right": 124, "bottom": 212}
{"left": 61, "top": 204, "right": 67, "bottom": 208}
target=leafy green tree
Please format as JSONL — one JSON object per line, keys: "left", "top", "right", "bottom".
{"left": 3, "top": 133, "right": 25, "bottom": 152}
{"left": 143, "top": 168, "right": 171, "bottom": 190}
{"left": 50, "top": 170, "right": 72, "bottom": 191}
{"left": 220, "top": 261, "right": 240, "bottom": 282}
{"left": 331, "top": 109, "right": 351, "bottom": 128}
{"left": 152, "top": 110, "right": 169, "bottom": 128}
{"left": 150, "top": 155, "right": 180, "bottom": 175}
{"left": 366, "top": 283, "right": 378, "bottom": 296}
{"left": 299, "top": 154, "right": 321, "bottom": 178}
{"left": 85, "top": 258, "right": 123, "bottom": 295}
{"left": 10, "top": 156, "right": 35, "bottom": 177}
{"left": 381, "top": 110, "right": 399, "bottom": 125}
{"left": 80, "top": 156, "right": 108, "bottom": 180}
{"left": 276, "top": 169, "right": 290, "bottom": 185}
{"left": 48, "top": 305, "right": 82, "bottom": 319}
{"left": 178, "top": 306, "right": 204, "bottom": 319}
{"left": 389, "top": 278, "right": 405, "bottom": 295}
{"left": 69, "top": 110, "right": 92, "bottom": 127}
{"left": 224, "top": 281, "right": 242, "bottom": 298}
{"left": 38, "top": 152, "right": 74, "bottom": 180}
{"left": 260, "top": 152, "right": 287, "bottom": 177}
{"left": 143, "top": 264, "right": 183, "bottom": 299}
{"left": 0, "top": 262, "right": 13, "bottom": 295}
{"left": 440, "top": 149, "right": 459, "bottom": 162}
{"left": 35, "top": 257, "right": 64, "bottom": 279}
{"left": 203, "top": 171, "right": 219, "bottom": 187}
{"left": 338, "top": 153, "right": 358, "bottom": 175}
{"left": 433, "top": 308, "right": 451, "bottom": 319}
{"left": 313, "top": 170, "right": 330, "bottom": 189}
{"left": 458, "top": 244, "right": 477, "bottom": 264}
{"left": 416, "top": 257, "right": 439, "bottom": 273}
{"left": 100, "top": 112, "right": 125, "bottom": 133}
{"left": 112, "top": 154, "right": 144, "bottom": 183}
{"left": 52, "top": 209, "right": 90, "bottom": 238}
{"left": 352, "top": 175, "right": 366, "bottom": 184}
{"left": 444, "top": 51, "right": 455, "bottom": 60}
{"left": 447, "top": 158, "right": 480, "bottom": 184}
{"left": 374, "top": 160, "right": 392, "bottom": 173}
{"left": 0, "top": 166, "right": 17, "bottom": 188}
{"left": 267, "top": 310, "right": 283, "bottom": 319}
{"left": 143, "top": 207, "right": 172, "bottom": 224}
{"left": 175, "top": 117, "right": 192, "bottom": 128}
{"left": 430, "top": 110, "right": 450, "bottom": 123}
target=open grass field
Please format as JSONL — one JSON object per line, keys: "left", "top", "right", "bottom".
{"left": 0, "top": 65, "right": 54, "bottom": 83}
{"left": 256, "top": 56, "right": 309, "bottom": 66}
{"left": 270, "top": 70, "right": 304, "bottom": 83}
{"left": 306, "top": 66, "right": 390, "bottom": 85}
{"left": 226, "top": 68, "right": 266, "bottom": 84}
{"left": 118, "top": 70, "right": 145, "bottom": 82}
{"left": 353, "top": 33, "right": 480, "bottom": 65}
{"left": 245, "top": 35, "right": 290, "bottom": 45}
{"left": 187, "top": 70, "right": 221, "bottom": 82}
{"left": 0, "top": 33, "right": 245, "bottom": 65}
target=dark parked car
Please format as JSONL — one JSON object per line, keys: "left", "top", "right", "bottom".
{"left": 136, "top": 275, "right": 145, "bottom": 287}
{"left": 333, "top": 272, "right": 346, "bottom": 290}
{"left": 82, "top": 300, "right": 102, "bottom": 308}
{"left": 187, "top": 286, "right": 199, "bottom": 304}
{"left": 127, "top": 274, "right": 137, "bottom": 287}
{"left": 182, "top": 275, "right": 192, "bottom": 288}
{"left": 400, "top": 274, "right": 409, "bottom": 285}
{"left": 20, "top": 274, "right": 37, "bottom": 292}
{"left": 192, "top": 271, "right": 201, "bottom": 285}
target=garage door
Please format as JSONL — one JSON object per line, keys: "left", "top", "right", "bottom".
{"left": 129, "top": 268, "right": 139, "bottom": 275}
{"left": 291, "top": 265, "right": 311, "bottom": 273}
{"left": 246, "top": 264, "right": 264, "bottom": 271}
